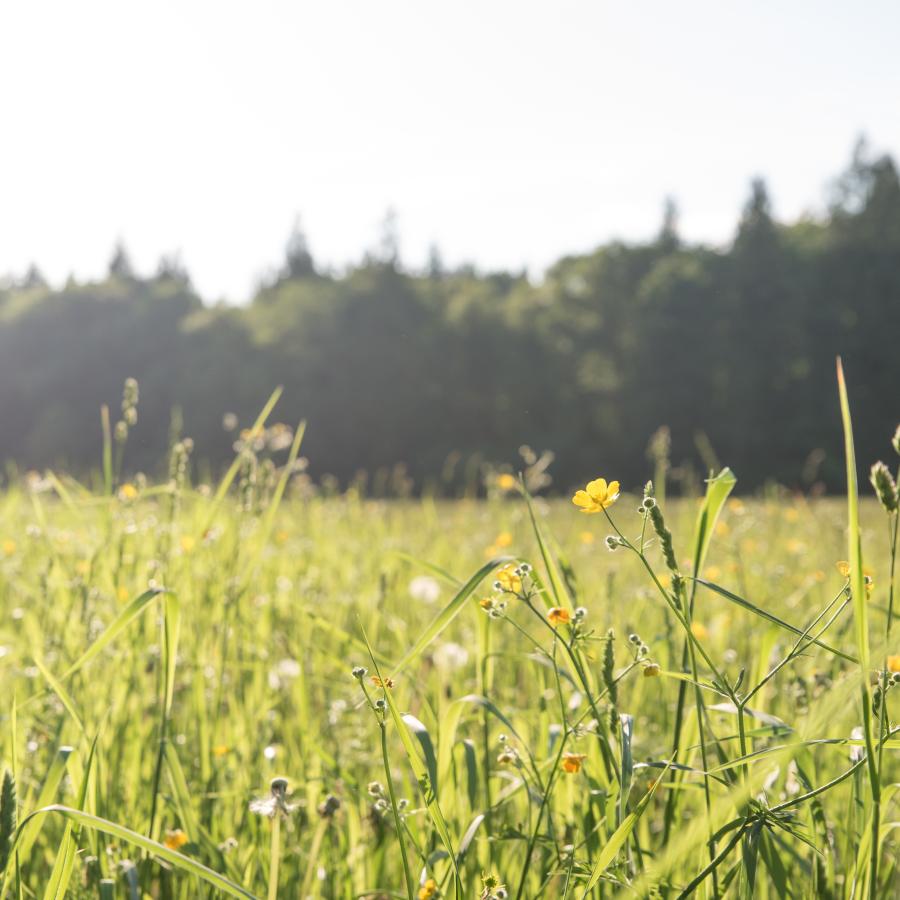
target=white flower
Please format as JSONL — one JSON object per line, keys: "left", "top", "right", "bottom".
{"left": 434, "top": 642, "right": 469, "bottom": 670}
{"left": 409, "top": 576, "right": 440, "bottom": 604}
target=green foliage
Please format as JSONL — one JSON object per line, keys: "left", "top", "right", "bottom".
{"left": 1, "top": 147, "right": 899, "bottom": 490}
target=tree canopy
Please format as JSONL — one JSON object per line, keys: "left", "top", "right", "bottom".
{"left": 1, "top": 146, "right": 897, "bottom": 494}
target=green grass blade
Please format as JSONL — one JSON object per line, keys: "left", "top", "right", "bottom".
{"left": 14, "top": 806, "right": 257, "bottom": 898}
{"left": 582, "top": 760, "right": 669, "bottom": 894}
{"left": 694, "top": 579, "right": 855, "bottom": 663}
{"left": 391, "top": 557, "right": 510, "bottom": 676}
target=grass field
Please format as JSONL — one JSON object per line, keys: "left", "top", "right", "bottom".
{"left": 0, "top": 384, "right": 898, "bottom": 898}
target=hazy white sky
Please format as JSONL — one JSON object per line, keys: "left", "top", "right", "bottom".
{"left": 2, "top": 1, "right": 898, "bottom": 300}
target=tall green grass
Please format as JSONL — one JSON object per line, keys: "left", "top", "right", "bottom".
{"left": 0, "top": 369, "right": 896, "bottom": 896}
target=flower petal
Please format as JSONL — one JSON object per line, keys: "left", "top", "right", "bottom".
{"left": 572, "top": 490, "right": 592, "bottom": 508}
{"left": 586, "top": 478, "right": 607, "bottom": 501}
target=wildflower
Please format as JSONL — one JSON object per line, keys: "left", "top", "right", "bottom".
{"left": 409, "top": 575, "right": 441, "bottom": 604}
{"left": 419, "top": 878, "right": 439, "bottom": 900}
{"left": 865, "top": 574, "right": 874, "bottom": 595}
{"left": 367, "top": 781, "right": 384, "bottom": 797}
{"left": 371, "top": 675, "right": 394, "bottom": 689}
{"left": 579, "top": 531, "right": 595, "bottom": 544}
{"left": 2, "top": 540, "right": 16, "bottom": 557}
{"left": 572, "top": 478, "right": 620, "bottom": 514}
{"left": 690, "top": 622, "right": 709, "bottom": 641}
{"left": 118, "top": 483, "right": 138, "bottom": 502}
{"left": 317, "top": 794, "right": 341, "bottom": 818}
{"left": 480, "top": 873, "right": 508, "bottom": 900}
{"left": 888, "top": 656, "right": 900, "bottom": 673}
{"left": 643, "top": 663, "right": 661, "bottom": 677}
{"left": 249, "top": 777, "right": 295, "bottom": 818}
{"left": 561, "top": 752, "right": 587, "bottom": 774}
{"left": 434, "top": 642, "right": 469, "bottom": 670}
{"left": 179, "top": 535, "right": 196, "bottom": 553}
{"left": 548, "top": 607, "right": 570, "bottom": 626}
{"left": 496, "top": 473, "right": 517, "bottom": 491}
{"left": 573, "top": 606, "right": 588, "bottom": 622}
{"left": 496, "top": 748, "right": 518, "bottom": 766}
{"left": 163, "top": 829, "right": 189, "bottom": 850}
{"left": 495, "top": 564, "right": 522, "bottom": 593}
{"left": 212, "top": 745, "right": 229, "bottom": 757}
{"left": 351, "top": 666, "right": 368, "bottom": 680}
{"left": 836, "top": 560, "right": 850, "bottom": 578}
{"left": 494, "top": 531, "right": 513, "bottom": 548}
{"left": 479, "top": 597, "right": 494, "bottom": 611}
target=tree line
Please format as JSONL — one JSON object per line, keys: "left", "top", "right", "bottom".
{"left": 1, "top": 142, "right": 897, "bottom": 494}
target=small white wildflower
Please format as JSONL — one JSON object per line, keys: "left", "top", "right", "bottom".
{"left": 409, "top": 576, "right": 441, "bottom": 604}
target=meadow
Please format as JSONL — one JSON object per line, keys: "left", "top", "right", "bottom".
{"left": 0, "top": 376, "right": 897, "bottom": 898}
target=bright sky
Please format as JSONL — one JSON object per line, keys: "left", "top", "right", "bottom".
{"left": 2, "top": 1, "right": 899, "bottom": 301}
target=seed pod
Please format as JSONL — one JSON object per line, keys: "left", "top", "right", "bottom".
{"left": 870, "top": 461, "right": 898, "bottom": 513}
{"left": 648, "top": 504, "right": 679, "bottom": 574}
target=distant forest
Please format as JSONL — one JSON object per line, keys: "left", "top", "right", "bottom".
{"left": 1, "top": 142, "right": 898, "bottom": 494}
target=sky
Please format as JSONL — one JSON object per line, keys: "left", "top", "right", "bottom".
{"left": 1, "top": 0, "right": 899, "bottom": 301}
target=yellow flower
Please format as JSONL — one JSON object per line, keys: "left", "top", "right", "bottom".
{"left": 704, "top": 566, "right": 722, "bottom": 582}
{"left": 418, "top": 878, "right": 438, "bottom": 900}
{"left": 494, "top": 531, "right": 513, "bottom": 548}
{"left": 888, "top": 656, "right": 900, "bottom": 673}
{"left": 836, "top": 560, "right": 850, "bottom": 578}
{"left": 118, "top": 483, "right": 138, "bottom": 502}
{"left": 728, "top": 498, "right": 745, "bottom": 514}
{"left": 658, "top": 573, "right": 672, "bottom": 590}
{"left": 784, "top": 507, "right": 800, "bottom": 523}
{"left": 786, "top": 539, "right": 805, "bottom": 555}
{"left": 548, "top": 607, "right": 570, "bottom": 626}
{"left": 643, "top": 663, "right": 661, "bottom": 677}
{"left": 2, "top": 539, "right": 16, "bottom": 557}
{"left": 715, "top": 521, "right": 730, "bottom": 537}
{"left": 496, "top": 564, "right": 522, "bottom": 593}
{"left": 479, "top": 597, "right": 493, "bottom": 610}
{"left": 579, "top": 531, "right": 595, "bottom": 544}
{"left": 117, "top": 585, "right": 130, "bottom": 603}
{"left": 690, "top": 622, "right": 709, "bottom": 641}
{"left": 496, "top": 473, "right": 516, "bottom": 491}
{"left": 212, "top": 744, "right": 229, "bottom": 757}
{"left": 561, "top": 752, "right": 587, "bottom": 774}
{"left": 371, "top": 675, "right": 395, "bottom": 689}
{"left": 572, "top": 478, "right": 620, "bottom": 514}
{"left": 180, "top": 535, "right": 196, "bottom": 553}
{"left": 163, "top": 829, "right": 189, "bottom": 850}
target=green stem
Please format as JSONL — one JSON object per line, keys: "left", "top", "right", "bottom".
{"left": 266, "top": 815, "right": 281, "bottom": 900}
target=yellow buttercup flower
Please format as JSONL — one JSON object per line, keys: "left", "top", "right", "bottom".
{"left": 836, "top": 560, "right": 850, "bottom": 578}
{"left": 418, "top": 878, "right": 438, "bottom": 900}
{"left": 495, "top": 564, "right": 522, "bottom": 593}
{"left": 118, "top": 483, "right": 138, "bottom": 502}
{"left": 371, "top": 675, "right": 394, "bottom": 689}
{"left": 561, "top": 752, "right": 587, "bottom": 774}
{"left": 887, "top": 656, "right": 900, "bottom": 673}
{"left": 572, "top": 478, "right": 620, "bottom": 514}
{"left": 690, "top": 622, "right": 709, "bottom": 641}
{"left": 496, "top": 473, "right": 516, "bottom": 491}
{"left": 548, "top": 607, "right": 570, "bottom": 626}
{"left": 180, "top": 535, "right": 196, "bottom": 553}
{"left": 2, "top": 539, "right": 16, "bottom": 557}
{"left": 212, "top": 744, "right": 229, "bottom": 757}
{"left": 163, "top": 829, "right": 189, "bottom": 850}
